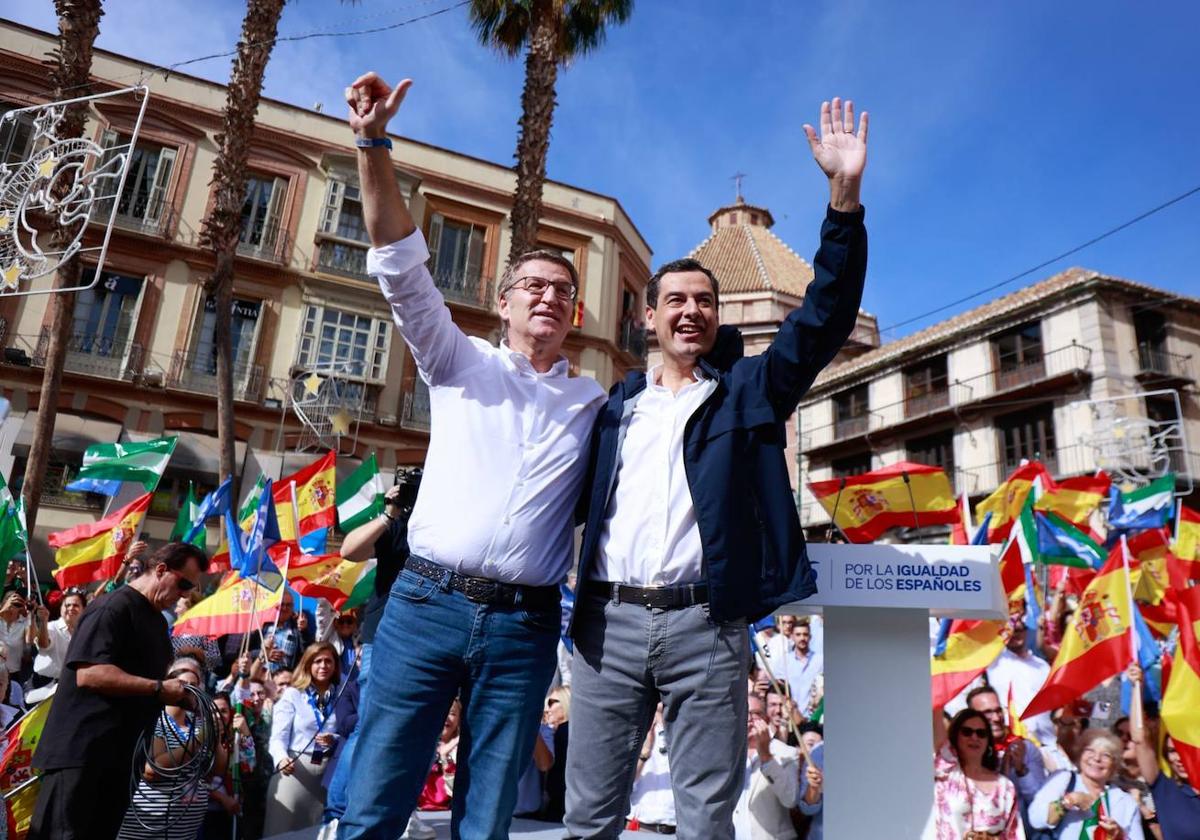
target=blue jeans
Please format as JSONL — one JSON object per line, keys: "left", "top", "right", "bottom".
{"left": 337, "top": 566, "right": 560, "bottom": 840}
{"left": 323, "top": 642, "right": 373, "bottom": 823}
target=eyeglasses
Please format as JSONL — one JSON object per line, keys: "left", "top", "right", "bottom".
{"left": 959, "top": 726, "right": 989, "bottom": 739}
{"left": 509, "top": 276, "right": 578, "bottom": 302}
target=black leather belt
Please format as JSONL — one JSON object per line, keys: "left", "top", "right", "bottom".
{"left": 405, "top": 554, "right": 560, "bottom": 611}
{"left": 628, "top": 821, "right": 676, "bottom": 834}
{"left": 584, "top": 581, "right": 709, "bottom": 609}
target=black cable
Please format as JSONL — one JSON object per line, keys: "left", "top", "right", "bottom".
{"left": 876, "top": 184, "right": 1200, "bottom": 337}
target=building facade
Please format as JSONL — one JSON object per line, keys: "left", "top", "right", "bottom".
{"left": 0, "top": 22, "right": 651, "bottom": 562}
{"left": 796, "top": 267, "right": 1200, "bottom": 537}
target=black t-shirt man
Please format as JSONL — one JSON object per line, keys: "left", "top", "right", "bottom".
{"left": 360, "top": 516, "right": 409, "bottom": 646}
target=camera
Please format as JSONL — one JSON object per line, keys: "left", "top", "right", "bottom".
{"left": 390, "top": 466, "right": 423, "bottom": 516}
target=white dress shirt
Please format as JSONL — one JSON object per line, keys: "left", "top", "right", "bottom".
{"left": 785, "top": 650, "right": 823, "bottom": 713}
{"left": 596, "top": 366, "right": 716, "bottom": 585}
{"left": 267, "top": 685, "right": 339, "bottom": 766}
{"left": 33, "top": 617, "right": 72, "bottom": 681}
{"left": 628, "top": 723, "right": 675, "bottom": 826}
{"left": 0, "top": 616, "right": 27, "bottom": 673}
{"left": 370, "top": 231, "right": 605, "bottom": 586}
{"left": 986, "top": 647, "right": 1055, "bottom": 747}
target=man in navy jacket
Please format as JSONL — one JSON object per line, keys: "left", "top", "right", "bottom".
{"left": 564, "top": 98, "right": 869, "bottom": 839}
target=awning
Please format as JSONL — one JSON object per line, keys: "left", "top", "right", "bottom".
{"left": 11, "top": 412, "right": 123, "bottom": 456}
{"left": 123, "top": 430, "right": 247, "bottom": 479}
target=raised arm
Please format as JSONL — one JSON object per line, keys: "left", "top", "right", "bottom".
{"left": 347, "top": 73, "right": 416, "bottom": 246}
{"left": 759, "top": 98, "right": 868, "bottom": 415}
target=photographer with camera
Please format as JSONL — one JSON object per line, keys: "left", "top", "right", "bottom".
{"left": 318, "top": 468, "right": 428, "bottom": 839}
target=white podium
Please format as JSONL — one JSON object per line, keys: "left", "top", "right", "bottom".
{"left": 779, "top": 543, "right": 1005, "bottom": 838}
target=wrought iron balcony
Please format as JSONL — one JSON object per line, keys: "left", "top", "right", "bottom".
{"left": 315, "top": 240, "right": 370, "bottom": 280}
{"left": 91, "top": 192, "right": 173, "bottom": 237}
{"left": 34, "top": 330, "right": 143, "bottom": 381}
{"left": 431, "top": 268, "right": 494, "bottom": 309}
{"left": 38, "top": 464, "right": 105, "bottom": 511}
{"left": 619, "top": 320, "right": 647, "bottom": 358}
{"left": 1136, "top": 343, "right": 1193, "bottom": 381}
{"left": 166, "top": 350, "right": 264, "bottom": 402}
{"left": 904, "top": 388, "right": 950, "bottom": 419}
{"left": 401, "top": 379, "right": 431, "bottom": 431}
{"left": 237, "top": 216, "right": 290, "bottom": 262}
{"left": 833, "top": 415, "right": 869, "bottom": 440}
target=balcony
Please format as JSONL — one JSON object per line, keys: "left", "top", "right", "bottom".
{"left": 37, "top": 464, "right": 105, "bottom": 512}
{"left": 833, "top": 415, "right": 869, "bottom": 440}
{"left": 166, "top": 350, "right": 264, "bottom": 402}
{"left": 401, "top": 379, "right": 431, "bottom": 431}
{"left": 315, "top": 239, "right": 369, "bottom": 280}
{"left": 237, "top": 217, "right": 290, "bottom": 263}
{"left": 91, "top": 193, "right": 173, "bottom": 237}
{"left": 432, "top": 268, "right": 493, "bottom": 310}
{"left": 34, "top": 330, "right": 143, "bottom": 381}
{"left": 619, "top": 321, "right": 647, "bottom": 359}
{"left": 1135, "top": 343, "right": 1193, "bottom": 383}
{"left": 904, "top": 387, "right": 950, "bottom": 419}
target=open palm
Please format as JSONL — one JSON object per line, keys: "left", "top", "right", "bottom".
{"left": 804, "top": 97, "right": 868, "bottom": 181}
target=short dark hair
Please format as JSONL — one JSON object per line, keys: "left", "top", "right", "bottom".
{"left": 948, "top": 708, "right": 1000, "bottom": 771}
{"left": 799, "top": 721, "right": 823, "bottom": 737}
{"left": 965, "top": 685, "right": 1000, "bottom": 708}
{"left": 143, "top": 542, "right": 210, "bottom": 575}
{"left": 646, "top": 258, "right": 719, "bottom": 309}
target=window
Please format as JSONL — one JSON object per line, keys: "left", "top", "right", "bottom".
{"left": 72, "top": 269, "right": 143, "bottom": 356}
{"left": 0, "top": 102, "right": 36, "bottom": 166}
{"left": 904, "top": 356, "right": 949, "bottom": 415}
{"left": 831, "top": 453, "right": 872, "bottom": 479}
{"left": 1134, "top": 309, "right": 1169, "bottom": 373}
{"left": 993, "top": 322, "right": 1044, "bottom": 387}
{"left": 96, "top": 130, "right": 176, "bottom": 229}
{"left": 537, "top": 243, "right": 575, "bottom": 266}
{"left": 907, "top": 431, "right": 954, "bottom": 476}
{"left": 151, "top": 476, "right": 216, "bottom": 518}
{"left": 320, "top": 180, "right": 368, "bottom": 243}
{"left": 239, "top": 174, "right": 287, "bottom": 254}
{"left": 618, "top": 286, "right": 645, "bottom": 357}
{"left": 296, "top": 303, "right": 391, "bottom": 383}
{"left": 428, "top": 212, "right": 485, "bottom": 281}
{"left": 191, "top": 295, "right": 262, "bottom": 376}
{"left": 833, "top": 384, "right": 869, "bottom": 438}
{"left": 996, "top": 403, "right": 1056, "bottom": 473}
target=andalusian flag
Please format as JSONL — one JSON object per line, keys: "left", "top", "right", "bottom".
{"left": 173, "top": 573, "right": 283, "bottom": 637}
{"left": 0, "top": 504, "right": 25, "bottom": 582}
{"left": 1107, "top": 474, "right": 1175, "bottom": 531}
{"left": 1160, "top": 584, "right": 1200, "bottom": 788}
{"left": 337, "top": 454, "right": 385, "bottom": 533}
{"left": 931, "top": 620, "right": 1006, "bottom": 708}
{"left": 65, "top": 435, "right": 177, "bottom": 494}
{"left": 1034, "top": 473, "right": 1111, "bottom": 525}
{"left": 291, "top": 557, "right": 377, "bottom": 610}
{"left": 274, "top": 451, "right": 336, "bottom": 541}
{"left": 182, "top": 477, "right": 233, "bottom": 546}
{"left": 808, "top": 461, "right": 958, "bottom": 543}
{"left": 1, "top": 696, "right": 52, "bottom": 839}
{"left": 1035, "top": 511, "right": 1105, "bottom": 569}
{"left": 170, "top": 482, "right": 204, "bottom": 549}
{"left": 976, "top": 461, "right": 1052, "bottom": 543}
{"left": 48, "top": 493, "right": 152, "bottom": 587}
{"left": 0, "top": 473, "right": 13, "bottom": 511}
{"left": 1022, "top": 549, "right": 1135, "bottom": 719}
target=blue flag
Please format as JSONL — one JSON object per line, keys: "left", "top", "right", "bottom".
{"left": 227, "top": 478, "right": 281, "bottom": 585}
{"left": 1035, "top": 511, "right": 1105, "bottom": 569}
{"left": 183, "top": 476, "right": 233, "bottom": 543}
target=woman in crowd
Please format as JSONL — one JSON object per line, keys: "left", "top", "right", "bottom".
{"left": 200, "top": 692, "right": 244, "bottom": 839}
{"left": 418, "top": 699, "right": 462, "bottom": 812}
{"left": 0, "top": 667, "right": 23, "bottom": 728}
{"left": 1029, "top": 728, "right": 1144, "bottom": 839}
{"left": 118, "top": 656, "right": 226, "bottom": 839}
{"left": 932, "top": 705, "right": 1023, "bottom": 839}
{"left": 265, "top": 642, "right": 341, "bottom": 835}
{"left": 1041, "top": 700, "right": 1089, "bottom": 773}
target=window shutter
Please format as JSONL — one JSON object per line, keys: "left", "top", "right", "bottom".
{"left": 465, "top": 224, "right": 485, "bottom": 281}
{"left": 144, "top": 146, "right": 176, "bottom": 225}
{"left": 96, "top": 129, "right": 121, "bottom": 201}
{"left": 263, "top": 177, "right": 287, "bottom": 250}
{"left": 320, "top": 179, "right": 344, "bottom": 234}
{"left": 427, "top": 212, "right": 444, "bottom": 274}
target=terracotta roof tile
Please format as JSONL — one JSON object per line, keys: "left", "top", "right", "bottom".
{"left": 688, "top": 224, "right": 814, "bottom": 296}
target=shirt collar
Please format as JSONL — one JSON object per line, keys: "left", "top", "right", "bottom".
{"left": 646, "top": 363, "right": 709, "bottom": 393}
{"left": 501, "top": 342, "right": 570, "bottom": 377}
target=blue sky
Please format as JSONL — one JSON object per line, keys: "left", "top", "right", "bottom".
{"left": 8, "top": 0, "right": 1198, "bottom": 338}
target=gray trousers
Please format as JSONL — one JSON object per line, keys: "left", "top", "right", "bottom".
{"left": 564, "top": 592, "right": 750, "bottom": 839}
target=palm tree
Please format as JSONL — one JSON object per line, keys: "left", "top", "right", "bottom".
{"left": 468, "top": 0, "right": 633, "bottom": 263}
{"left": 198, "top": 0, "right": 287, "bottom": 493}
{"left": 20, "top": 0, "right": 105, "bottom": 531}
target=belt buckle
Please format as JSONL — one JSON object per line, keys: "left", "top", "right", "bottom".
{"left": 465, "top": 578, "right": 497, "bottom": 604}
{"left": 640, "top": 585, "right": 664, "bottom": 608}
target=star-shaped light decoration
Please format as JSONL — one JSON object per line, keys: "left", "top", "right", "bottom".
{"left": 1, "top": 264, "right": 20, "bottom": 291}
{"left": 0, "top": 213, "right": 9, "bottom": 233}
{"left": 303, "top": 372, "right": 323, "bottom": 396}
{"left": 36, "top": 157, "right": 58, "bottom": 178}
{"left": 329, "top": 408, "right": 352, "bottom": 437}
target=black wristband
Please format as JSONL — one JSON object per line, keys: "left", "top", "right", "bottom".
{"left": 153, "top": 679, "right": 163, "bottom": 699}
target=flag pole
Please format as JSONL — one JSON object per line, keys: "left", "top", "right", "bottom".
{"left": 902, "top": 470, "right": 922, "bottom": 531}
{"left": 750, "top": 634, "right": 812, "bottom": 764}
{"left": 823, "top": 477, "right": 847, "bottom": 543}
{"left": 1119, "top": 534, "right": 1142, "bottom": 733}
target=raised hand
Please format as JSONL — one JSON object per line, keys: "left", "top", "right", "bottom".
{"left": 803, "top": 97, "right": 868, "bottom": 211}
{"left": 345, "top": 72, "right": 412, "bottom": 139}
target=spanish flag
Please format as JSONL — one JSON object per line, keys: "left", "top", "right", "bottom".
{"left": 976, "top": 461, "right": 1052, "bottom": 543}
{"left": 808, "top": 461, "right": 958, "bottom": 543}
{"left": 1022, "top": 548, "right": 1134, "bottom": 720}
{"left": 48, "top": 493, "right": 153, "bottom": 587}
{"left": 1033, "top": 472, "right": 1110, "bottom": 525}
{"left": 1173, "top": 504, "right": 1200, "bottom": 576}
{"left": 172, "top": 573, "right": 282, "bottom": 638}
{"left": 931, "top": 619, "right": 1006, "bottom": 708}
{"left": 1160, "top": 584, "right": 1200, "bottom": 791}
{"left": 1, "top": 696, "right": 52, "bottom": 839}
{"left": 1139, "top": 598, "right": 1178, "bottom": 640}
{"left": 1006, "top": 683, "right": 1040, "bottom": 748}
{"left": 291, "top": 557, "right": 377, "bottom": 611}
{"left": 274, "top": 451, "right": 336, "bottom": 540}
{"left": 1120, "top": 528, "right": 1175, "bottom": 604}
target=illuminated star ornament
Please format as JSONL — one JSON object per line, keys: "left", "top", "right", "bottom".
{"left": 329, "top": 409, "right": 352, "bottom": 437}
{"left": 303, "top": 373, "right": 323, "bottom": 396}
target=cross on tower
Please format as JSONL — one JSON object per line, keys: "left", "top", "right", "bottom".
{"left": 731, "top": 171, "right": 747, "bottom": 203}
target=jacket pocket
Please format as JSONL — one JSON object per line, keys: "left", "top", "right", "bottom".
{"left": 702, "top": 403, "right": 777, "bottom": 441}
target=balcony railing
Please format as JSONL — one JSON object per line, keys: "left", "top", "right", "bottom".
{"left": 91, "top": 193, "right": 173, "bottom": 237}
{"left": 432, "top": 268, "right": 494, "bottom": 309}
{"left": 37, "top": 465, "right": 105, "bottom": 512}
{"left": 401, "top": 379, "right": 431, "bottom": 431}
{"left": 33, "top": 330, "right": 142, "bottom": 381}
{"left": 315, "top": 240, "right": 370, "bottom": 280}
{"left": 833, "top": 415, "right": 869, "bottom": 440}
{"left": 166, "top": 350, "right": 264, "bottom": 402}
{"left": 1136, "top": 343, "right": 1193, "bottom": 380}
{"left": 904, "top": 388, "right": 950, "bottom": 418}
{"left": 237, "top": 216, "right": 290, "bottom": 262}
{"left": 619, "top": 321, "right": 647, "bottom": 358}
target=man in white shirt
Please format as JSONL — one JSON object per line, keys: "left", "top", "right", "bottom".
{"left": 784, "top": 620, "right": 823, "bottom": 715}
{"left": 27, "top": 588, "right": 86, "bottom": 702}
{"left": 0, "top": 590, "right": 29, "bottom": 674}
{"left": 984, "top": 622, "right": 1054, "bottom": 746}
{"left": 566, "top": 98, "right": 869, "bottom": 838}
{"left": 337, "top": 74, "right": 606, "bottom": 840}
{"left": 732, "top": 694, "right": 801, "bottom": 840}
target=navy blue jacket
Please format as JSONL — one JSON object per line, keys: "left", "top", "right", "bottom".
{"left": 576, "top": 205, "right": 868, "bottom": 623}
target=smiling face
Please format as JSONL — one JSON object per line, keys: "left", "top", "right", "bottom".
{"left": 61, "top": 594, "right": 85, "bottom": 630}
{"left": 647, "top": 270, "right": 719, "bottom": 366}
{"left": 1079, "top": 741, "right": 1118, "bottom": 784}
{"left": 498, "top": 258, "right": 576, "bottom": 352}
{"left": 954, "top": 712, "right": 991, "bottom": 761}
{"left": 968, "top": 690, "right": 1007, "bottom": 740}
{"left": 1165, "top": 738, "right": 1188, "bottom": 781}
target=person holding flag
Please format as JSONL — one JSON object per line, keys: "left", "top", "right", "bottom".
{"left": 1028, "top": 728, "right": 1144, "bottom": 838}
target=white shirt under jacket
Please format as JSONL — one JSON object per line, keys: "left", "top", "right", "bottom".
{"left": 369, "top": 230, "right": 605, "bottom": 587}
{"left": 596, "top": 365, "right": 716, "bottom": 585}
